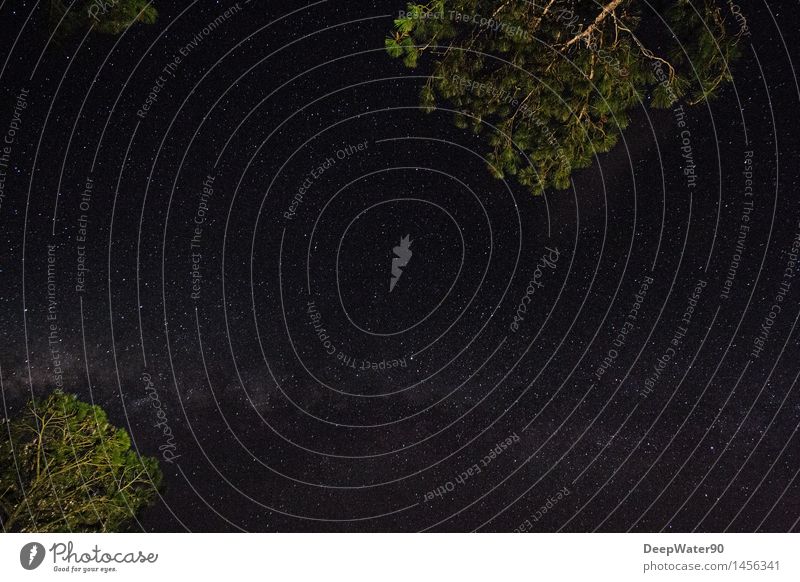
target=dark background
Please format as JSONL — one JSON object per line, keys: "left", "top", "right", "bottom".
{"left": 1, "top": 0, "right": 799, "bottom": 531}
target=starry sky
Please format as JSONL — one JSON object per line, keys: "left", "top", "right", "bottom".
{"left": 1, "top": 0, "right": 799, "bottom": 532}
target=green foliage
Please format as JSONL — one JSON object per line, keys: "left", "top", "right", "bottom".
{"left": 1, "top": 392, "right": 161, "bottom": 532}
{"left": 46, "top": 0, "right": 158, "bottom": 37}
{"left": 387, "top": 0, "right": 741, "bottom": 195}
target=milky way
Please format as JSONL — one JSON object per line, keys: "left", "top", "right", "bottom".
{"left": 1, "top": 1, "right": 799, "bottom": 532}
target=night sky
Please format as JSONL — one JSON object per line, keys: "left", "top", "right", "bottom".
{"left": 1, "top": 0, "right": 799, "bottom": 532}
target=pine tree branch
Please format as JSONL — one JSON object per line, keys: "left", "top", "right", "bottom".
{"left": 563, "top": 0, "right": 626, "bottom": 48}
{"left": 614, "top": 15, "right": 676, "bottom": 80}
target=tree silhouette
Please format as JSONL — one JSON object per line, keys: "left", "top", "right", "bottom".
{"left": 387, "top": 0, "right": 742, "bottom": 194}
{"left": 46, "top": 0, "right": 157, "bottom": 37}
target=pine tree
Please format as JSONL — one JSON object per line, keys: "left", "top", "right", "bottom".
{"left": 46, "top": 0, "right": 158, "bottom": 37}
{"left": 387, "top": 0, "right": 742, "bottom": 194}
{"left": 1, "top": 392, "right": 161, "bottom": 532}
